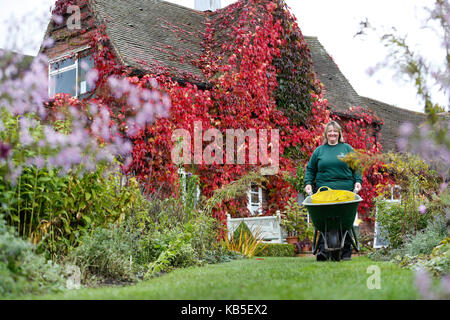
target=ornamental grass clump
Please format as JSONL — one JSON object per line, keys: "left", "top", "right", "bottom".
{"left": 222, "top": 222, "right": 267, "bottom": 258}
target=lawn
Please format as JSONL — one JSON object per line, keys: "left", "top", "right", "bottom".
{"left": 34, "top": 256, "right": 420, "bottom": 300}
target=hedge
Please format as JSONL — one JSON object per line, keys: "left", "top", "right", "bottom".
{"left": 256, "top": 243, "right": 295, "bottom": 257}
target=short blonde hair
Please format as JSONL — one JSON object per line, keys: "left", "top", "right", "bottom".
{"left": 323, "top": 121, "right": 345, "bottom": 144}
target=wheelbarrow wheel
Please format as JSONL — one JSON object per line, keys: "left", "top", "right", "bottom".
{"left": 327, "top": 232, "right": 341, "bottom": 261}
{"left": 330, "top": 250, "right": 341, "bottom": 262}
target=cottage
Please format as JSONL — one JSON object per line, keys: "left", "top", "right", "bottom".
{"left": 40, "top": 0, "right": 427, "bottom": 236}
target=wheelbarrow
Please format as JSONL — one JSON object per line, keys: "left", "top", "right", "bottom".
{"left": 302, "top": 192, "right": 363, "bottom": 261}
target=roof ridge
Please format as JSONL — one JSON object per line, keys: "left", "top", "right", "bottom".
{"left": 158, "top": 0, "right": 207, "bottom": 15}
{"left": 361, "top": 96, "right": 425, "bottom": 115}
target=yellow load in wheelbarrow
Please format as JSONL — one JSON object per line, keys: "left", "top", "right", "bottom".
{"left": 311, "top": 186, "right": 356, "bottom": 204}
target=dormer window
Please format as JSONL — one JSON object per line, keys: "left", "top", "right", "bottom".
{"left": 48, "top": 49, "right": 94, "bottom": 98}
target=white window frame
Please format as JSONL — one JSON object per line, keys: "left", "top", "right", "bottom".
{"left": 247, "top": 183, "right": 263, "bottom": 215}
{"left": 48, "top": 46, "right": 91, "bottom": 98}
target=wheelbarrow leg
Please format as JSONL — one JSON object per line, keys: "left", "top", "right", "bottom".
{"left": 312, "top": 228, "right": 318, "bottom": 255}
{"left": 351, "top": 226, "right": 360, "bottom": 252}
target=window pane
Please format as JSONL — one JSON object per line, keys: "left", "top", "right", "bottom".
{"left": 50, "top": 69, "right": 76, "bottom": 96}
{"left": 50, "top": 57, "right": 75, "bottom": 72}
{"left": 251, "top": 193, "right": 259, "bottom": 204}
{"left": 78, "top": 55, "right": 94, "bottom": 94}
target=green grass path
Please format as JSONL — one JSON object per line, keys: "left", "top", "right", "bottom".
{"left": 38, "top": 256, "right": 420, "bottom": 300}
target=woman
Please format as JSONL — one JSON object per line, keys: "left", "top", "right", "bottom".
{"left": 304, "top": 121, "right": 362, "bottom": 261}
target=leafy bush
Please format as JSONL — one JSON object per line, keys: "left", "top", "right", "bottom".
{"left": 375, "top": 199, "right": 407, "bottom": 249}
{"left": 255, "top": 243, "right": 295, "bottom": 257}
{"left": 369, "top": 214, "right": 449, "bottom": 276}
{"left": 68, "top": 197, "right": 237, "bottom": 284}
{"left": 374, "top": 197, "right": 435, "bottom": 249}
{"left": 0, "top": 214, "right": 65, "bottom": 297}
{"left": 0, "top": 162, "right": 149, "bottom": 260}
{"left": 66, "top": 224, "right": 142, "bottom": 284}
{"left": 403, "top": 215, "right": 448, "bottom": 256}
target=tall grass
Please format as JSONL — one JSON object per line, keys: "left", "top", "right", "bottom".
{"left": 222, "top": 224, "right": 267, "bottom": 258}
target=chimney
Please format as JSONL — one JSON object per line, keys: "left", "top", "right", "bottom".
{"left": 194, "top": 0, "right": 221, "bottom": 11}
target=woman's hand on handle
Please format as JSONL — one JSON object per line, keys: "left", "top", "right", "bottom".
{"left": 305, "top": 184, "right": 313, "bottom": 196}
{"left": 354, "top": 182, "right": 362, "bottom": 193}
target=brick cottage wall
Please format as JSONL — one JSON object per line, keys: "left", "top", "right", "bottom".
{"left": 41, "top": 2, "right": 98, "bottom": 60}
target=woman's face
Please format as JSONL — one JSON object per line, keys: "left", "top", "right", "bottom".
{"left": 326, "top": 125, "right": 340, "bottom": 145}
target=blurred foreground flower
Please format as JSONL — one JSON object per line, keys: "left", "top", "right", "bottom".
{"left": 418, "top": 204, "right": 427, "bottom": 215}
{"left": 415, "top": 269, "right": 450, "bottom": 300}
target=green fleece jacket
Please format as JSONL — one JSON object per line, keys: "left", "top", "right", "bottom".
{"left": 304, "top": 143, "right": 362, "bottom": 191}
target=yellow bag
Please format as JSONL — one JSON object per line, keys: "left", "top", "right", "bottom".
{"left": 311, "top": 186, "right": 356, "bottom": 204}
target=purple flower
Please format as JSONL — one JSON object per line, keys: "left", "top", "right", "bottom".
{"left": 398, "top": 122, "right": 414, "bottom": 137}
{"left": 0, "top": 142, "right": 11, "bottom": 159}
{"left": 415, "top": 269, "right": 436, "bottom": 300}
{"left": 396, "top": 137, "right": 408, "bottom": 152}
{"left": 418, "top": 205, "right": 427, "bottom": 215}
{"left": 43, "top": 37, "right": 54, "bottom": 48}
{"left": 52, "top": 14, "right": 63, "bottom": 25}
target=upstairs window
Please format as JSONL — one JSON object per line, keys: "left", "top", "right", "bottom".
{"left": 49, "top": 50, "right": 94, "bottom": 98}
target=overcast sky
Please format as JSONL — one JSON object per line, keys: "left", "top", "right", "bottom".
{"left": 0, "top": 0, "right": 447, "bottom": 113}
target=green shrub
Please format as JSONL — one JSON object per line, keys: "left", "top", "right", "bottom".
{"left": 68, "top": 198, "right": 237, "bottom": 284}
{"left": 0, "top": 214, "right": 65, "bottom": 297}
{"left": 374, "top": 197, "right": 434, "bottom": 249}
{"left": 0, "top": 162, "right": 150, "bottom": 260}
{"left": 66, "top": 223, "right": 143, "bottom": 284}
{"left": 403, "top": 215, "right": 448, "bottom": 256}
{"left": 255, "top": 243, "right": 295, "bottom": 257}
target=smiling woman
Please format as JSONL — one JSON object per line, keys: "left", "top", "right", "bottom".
{"left": 303, "top": 120, "right": 363, "bottom": 261}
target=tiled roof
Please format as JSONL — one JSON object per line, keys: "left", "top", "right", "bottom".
{"left": 362, "top": 96, "right": 427, "bottom": 151}
{"left": 89, "top": 0, "right": 207, "bottom": 82}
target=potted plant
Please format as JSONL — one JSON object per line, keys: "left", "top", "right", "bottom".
{"left": 298, "top": 224, "right": 314, "bottom": 252}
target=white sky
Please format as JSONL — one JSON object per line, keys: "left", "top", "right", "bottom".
{"left": 0, "top": 0, "right": 447, "bottom": 113}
